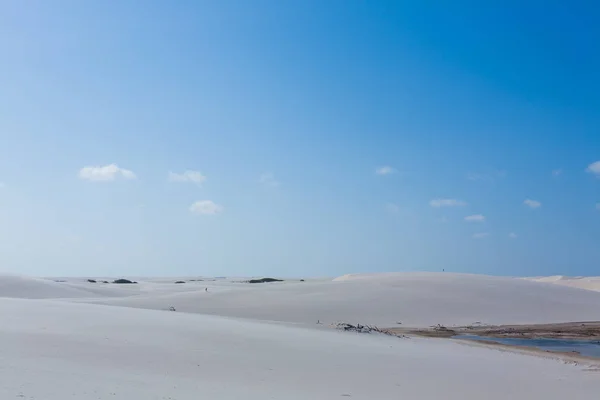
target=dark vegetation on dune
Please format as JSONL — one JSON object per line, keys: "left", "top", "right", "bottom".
{"left": 113, "top": 279, "right": 138, "bottom": 284}
{"left": 175, "top": 281, "right": 186, "bottom": 284}
{"left": 335, "top": 323, "right": 406, "bottom": 337}
{"left": 87, "top": 279, "right": 97, "bottom": 283}
{"left": 248, "top": 277, "right": 284, "bottom": 283}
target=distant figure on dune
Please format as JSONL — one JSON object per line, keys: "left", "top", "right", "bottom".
{"left": 205, "top": 287, "right": 208, "bottom": 292}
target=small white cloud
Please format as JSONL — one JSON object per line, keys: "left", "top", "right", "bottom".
{"left": 552, "top": 169, "right": 563, "bottom": 177}
{"left": 375, "top": 166, "right": 396, "bottom": 175}
{"left": 429, "top": 198, "right": 467, "bottom": 208}
{"left": 464, "top": 214, "right": 485, "bottom": 222}
{"left": 524, "top": 199, "right": 541, "bottom": 209}
{"left": 78, "top": 164, "right": 136, "bottom": 182}
{"left": 189, "top": 200, "right": 223, "bottom": 215}
{"left": 259, "top": 172, "right": 279, "bottom": 187}
{"left": 508, "top": 232, "right": 517, "bottom": 239}
{"left": 586, "top": 161, "right": 600, "bottom": 176}
{"left": 121, "top": 170, "right": 136, "bottom": 179}
{"left": 472, "top": 232, "right": 490, "bottom": 239}
{"left": 385, "top": 203, "right": 400, "bottom": 214}
{"left": 169, "top": 170, "right": 206, "bottom": 184}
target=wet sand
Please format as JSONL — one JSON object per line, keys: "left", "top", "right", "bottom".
{"left": 385, "top": 321, "right": 600, "bottom": 340}
{"left": 452, "top": 336, "right": 600, "bottom": 368}
{"left": 384, "top": 321, "right": 600, "bottom": 365}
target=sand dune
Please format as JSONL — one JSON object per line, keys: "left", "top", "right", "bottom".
{"left": 1, "top": 297, "right": 599, "bottom": 400}
{"left": 79, "top": 272, "right": 600, "bottom": 327}
{"left": 2, "top": 272, "right": 600, "bottom": 399}
{"left": 525, "top": 275, "right": 600, "bottom": 292}
{"left": 0, "top": 274, "right": 114, "bottom": 299}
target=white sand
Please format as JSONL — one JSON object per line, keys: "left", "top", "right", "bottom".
{"left": 77, "top": 272, "right": 600, "bottom": 327}
{"left": 525, "top": 275, "right": 600, "bottom": 292}
{"left": 1, "top": 272, "right": 600, "bottom": 399}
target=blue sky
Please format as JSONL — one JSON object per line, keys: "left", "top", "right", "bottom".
{"left": 0, "top": 1, "right": 599, "bottom": 277}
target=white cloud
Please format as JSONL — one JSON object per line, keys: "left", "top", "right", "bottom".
{"left": 78, "top": 164, "right": 136, "bottom": 182}
{"left": 189, "top": 200, "right": 223, "bottom": 215}
{"left": 552, "top": 169, "right": 563, "bottom": 177}
{"left": 524, "top": 199, "right": 541, "bottom": 209}
{"left": 464, "top": 214, "right": 485, "bottom": 222}
{"left": 472, "top": 232, "right": 489, "bottom": 239}
{"left": 508, "top": 232, "right": 517, "bottom": 239}
{"left": 375, "top": 166, "right": 396, "bottom": 175}
{"left": 169, "top": 170, "right": 206, "bottom": 184}
{"left": 259, "top": 172, "right": 279, "bottom": 187}
{"left": 429, "top": 198, "right": 467, "bottom": 208}
{"left": 586, "top": 161, "right": 600, "bottom": 176}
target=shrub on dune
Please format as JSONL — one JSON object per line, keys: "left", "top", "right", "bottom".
{"left": 113, "top": 279, "right": 137, "bottom": 284}
{"left": 248, "top": 277, "right": 283, "bottom": 284}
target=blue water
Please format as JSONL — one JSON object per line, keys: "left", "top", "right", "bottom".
{"left": 454, "top": 335, "right": 600, "bottom": 358}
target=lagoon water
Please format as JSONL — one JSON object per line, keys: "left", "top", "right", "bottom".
{"left": 455, "top": 335, "right": 600, "bottom": 358}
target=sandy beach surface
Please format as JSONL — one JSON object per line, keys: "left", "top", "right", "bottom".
{"left": 2, "top": 272, "right": 600, "bottom": 399}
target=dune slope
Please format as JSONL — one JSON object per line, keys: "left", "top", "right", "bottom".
{"left": 525, "top": 275, "right": 600, "bottom": 292}
{"left": 81, "top": 273, "right": 600, "bottom": 327}
{"left": 0, "top": 274, "right": 109, "bottom": 299}
{"left": 1, "top": 298, "right": 599, "bottom": 400}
